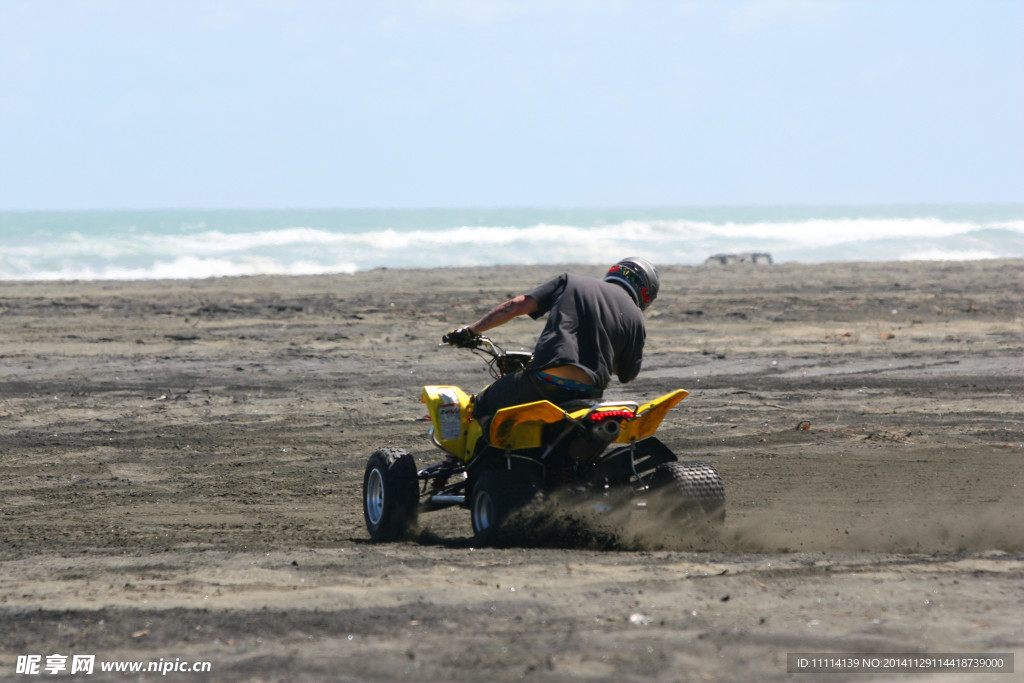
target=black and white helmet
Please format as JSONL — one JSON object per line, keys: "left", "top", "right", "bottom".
{"left": 604, "top": 257, "right": 659, "bottom": 310}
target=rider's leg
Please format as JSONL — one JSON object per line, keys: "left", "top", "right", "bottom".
{"left": 472, "top": 371, "right": 595, "bottom": 442}
{"left": 471, "top": 370, "right": 542, "bottom": 424}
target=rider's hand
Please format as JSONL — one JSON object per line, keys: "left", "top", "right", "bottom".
{"left": 443, "top": 326, "right": 478, "bottom": 348}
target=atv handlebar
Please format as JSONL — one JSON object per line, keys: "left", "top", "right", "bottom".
{"left": 441, "top": 326, "right": 479, "bottom": 349}
{"left": 440, "top": 333, "right": 532, "bottom": 379}
{"left": 440, "top": 331, "right": 496, "bottom": 355}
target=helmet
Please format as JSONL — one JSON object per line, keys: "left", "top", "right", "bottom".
{"left": 604, "top": 257, "right": 659, "bottom": 310}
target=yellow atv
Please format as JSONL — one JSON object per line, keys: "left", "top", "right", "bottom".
{"left": 362, "top": 336, "right": 724, "bottom": 542}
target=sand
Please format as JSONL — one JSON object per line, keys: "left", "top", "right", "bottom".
{"left": 1, "top": 259, "right": 1022, "bottom": 681}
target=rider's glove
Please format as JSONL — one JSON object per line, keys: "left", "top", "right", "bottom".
{"left": 443, "top": 326, "right": 478, "bottom": 348}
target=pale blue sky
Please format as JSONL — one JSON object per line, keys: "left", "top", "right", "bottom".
{"left": 1, "top": 0, "right": 1022, "bottom": 209}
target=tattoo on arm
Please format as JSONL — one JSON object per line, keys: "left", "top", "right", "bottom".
{"left": 470, "top": 295, "right": 537, "bottom": 333}
{"left": 476, "top": 300, "right": 515, "bottom": 329}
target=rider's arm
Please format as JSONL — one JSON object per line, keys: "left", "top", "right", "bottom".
{"left": 616, "top": 321, "right": 646, "bottom": 383}
{"left": 466, "top": 295, "right": 538, "bottom": 334}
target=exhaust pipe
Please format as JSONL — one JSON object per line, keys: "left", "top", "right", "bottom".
{"left": 569, "top": 419, "right": 621, "bottom": 464}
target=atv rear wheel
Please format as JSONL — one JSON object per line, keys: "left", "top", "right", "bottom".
{"left": 648, "top": 460, "right": 725, "bottom": 522}
{"left": 363, "top": 447, "right": 419, "bottom": 541}
{"left": 470, "top": 468, "right": 540, "bottom": 542}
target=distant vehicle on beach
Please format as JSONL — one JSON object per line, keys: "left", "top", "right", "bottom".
{"left": 704, "top": 252, "right": 774, "bottom": 265}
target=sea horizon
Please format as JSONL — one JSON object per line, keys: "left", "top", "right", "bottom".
{"left": 2, "top": 203, "right": 1022, "bottom": 282}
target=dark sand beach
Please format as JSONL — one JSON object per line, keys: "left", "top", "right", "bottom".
{"left": 1, "top": 259, "right": 1022, "bottom": 681}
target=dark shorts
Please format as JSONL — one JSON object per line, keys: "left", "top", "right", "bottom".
{"left": 472, "top": 370, "right": 602, "bottom": 422}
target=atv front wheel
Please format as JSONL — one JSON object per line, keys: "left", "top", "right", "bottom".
{"left": 470, "top": 468, "right": 540, "bottom": 541}
{"left": 363, "top": 447, "right": 419, "bottom": 541}
{"left": 648, "top": 460, "right": 725, "bottom": 522}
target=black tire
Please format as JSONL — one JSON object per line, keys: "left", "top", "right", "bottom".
{"left": 470, "top": 468, "right": 540, "bottom": 542}
{"left": 648, "top": 460, "right": 725, "bottom": 522}
{"left": 363, "top": 447, "right": 419, "bottom": 541}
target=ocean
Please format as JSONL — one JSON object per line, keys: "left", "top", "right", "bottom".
{"left": 1, "top": 205, "right": 1022, "bottom": 281}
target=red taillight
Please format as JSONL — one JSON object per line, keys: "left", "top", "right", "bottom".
{"left": 589, "top": 409, "right": 634, "bottom": 421}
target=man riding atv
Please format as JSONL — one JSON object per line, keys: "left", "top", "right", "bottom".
{"left": 364, "top": 256, "right": 724, "bottom": 542}
{"left": 444, "top": 256, "right": 659, "bottom": 429}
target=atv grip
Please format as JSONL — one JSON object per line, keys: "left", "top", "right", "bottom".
{"left": 443, "top": 326, "right": 478, "bottom": 348}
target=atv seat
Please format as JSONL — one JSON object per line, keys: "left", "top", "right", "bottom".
{"left": 554, "top": 399, "right": 601, "bottom": 412}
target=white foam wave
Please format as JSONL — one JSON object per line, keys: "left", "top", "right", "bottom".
{"left": 155, "top": 228, "right": 350, "bottom": 254}
{"left": 711, "top": 217, "right": 979, "bottom": 244}
{"left": 0, "top": 256, "right": 360, "bottom": 281}
{"left": 900, "top": 248, "right": 1002, "bottom": 261}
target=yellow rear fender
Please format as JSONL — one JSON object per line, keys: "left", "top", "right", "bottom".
{"left": 486, "top": 389, "right": 689, "bottom": 451}
{"left": 488, "top": 400, "right": 567, "bottom": 451}
{"left": 615, "top": 389, "right": 689, "bottom": 443}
